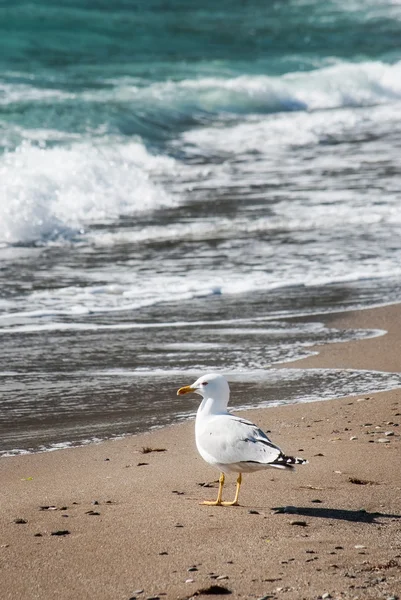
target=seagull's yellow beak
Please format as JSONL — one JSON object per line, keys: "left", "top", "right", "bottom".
{"left": 177, "top": 385, "right": 195, "bottom": 396}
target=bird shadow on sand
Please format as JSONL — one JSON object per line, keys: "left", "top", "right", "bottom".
{"left": 271, "top": 505, "right": 401, "bottom": 523}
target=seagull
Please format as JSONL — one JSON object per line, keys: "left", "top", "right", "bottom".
{"left": 177, "top": 373, "right": 307, "bottom": 506}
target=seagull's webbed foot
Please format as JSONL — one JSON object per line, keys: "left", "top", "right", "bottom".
{"left": 201, "top": 499, "right": 224, "bottom": 506}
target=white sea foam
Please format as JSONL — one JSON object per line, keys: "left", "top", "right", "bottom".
{"left": 0, "top": 139, "right": 176, "bottom": 245}
{"left": 85, "top": 191, "right": 401, "bottom": 250}
{"left": 0, "top": 262, "right": 400, "bottom": 331}
{"left": 0, "top": 313, "right": 332, "bottom": 334}
{"left": 0, "top": 81, "right": 74, "bottom": 105}
{"left": 182, "top": 101, "right": 401, "bottom": 156}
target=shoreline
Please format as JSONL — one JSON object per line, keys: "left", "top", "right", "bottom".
{"left": 1, "top": 302, "right": 401, "bottom": 599}
{"left": 3, "top": 300, "right": 401, "bottom": 459}
{"left": 282, "top": 302, "right": 401, "bottom": 373}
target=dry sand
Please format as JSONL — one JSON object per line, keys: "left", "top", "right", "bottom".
{"left": 1, "top": 304, "right": 401, "bottom": 600}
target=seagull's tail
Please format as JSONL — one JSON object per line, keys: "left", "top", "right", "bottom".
{"left": 270, "top": 453, "right": 308, "bottom": 470}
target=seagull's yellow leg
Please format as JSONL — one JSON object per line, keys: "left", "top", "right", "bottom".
{"left": 221, "top": 473, "right": 242, "bottom": 507}
{"left": 201, "top": 472, "right": 225, "bottom": 506}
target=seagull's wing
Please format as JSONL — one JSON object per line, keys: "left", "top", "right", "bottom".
{"left": 197, "top": 414, "right": 283, "bottom": 466}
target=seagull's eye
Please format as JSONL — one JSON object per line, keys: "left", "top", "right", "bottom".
{"left": 201, "top": 381, "right": 208, "bottom": 386}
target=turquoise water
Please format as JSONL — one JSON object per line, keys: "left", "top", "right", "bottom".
{"left": 2, "top": 0, "right": 401, "bottom": 147}
{"left": 1, "top": 1, "right": 401, "bottom": 454}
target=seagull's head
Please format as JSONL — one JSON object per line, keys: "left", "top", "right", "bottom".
{"left": 177, "top": 373, "right": 230, "bottom": 402}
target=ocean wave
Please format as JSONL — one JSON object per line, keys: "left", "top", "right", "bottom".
{"left": 0, "top": 81, "right": 74, "bottom": 105}
{"left": 0, "top": 140, "right": 176, "bottom": 245}
{"left": 87, "top": 60, "right": 401, "bottom": 119}
{"left": 2, "top": 60, "right": 400, "bottom": 142}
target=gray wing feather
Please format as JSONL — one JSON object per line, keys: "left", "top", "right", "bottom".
{"left": 196, "top": 414, "right": 282, "bottom": 465}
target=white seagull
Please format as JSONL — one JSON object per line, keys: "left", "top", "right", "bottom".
{"left": 177, "top": 373, "right": 307, "bottom": 506}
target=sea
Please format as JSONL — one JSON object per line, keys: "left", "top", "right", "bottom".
{"left": 1, "top": 0, "right": 401, "bottom": 456}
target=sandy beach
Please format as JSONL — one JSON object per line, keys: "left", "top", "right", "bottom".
{"left": 1, "top": 304, "right": 401, "bottom": 600}
{"left": 2, "top": 2, "right": 401, "bottom": 599}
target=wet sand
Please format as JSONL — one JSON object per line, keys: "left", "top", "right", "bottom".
{"left": 283, "top": 302, "right": 401, "bottom": 373}
{"left": 1, "top": 304, "right": 401, "bottom": 600}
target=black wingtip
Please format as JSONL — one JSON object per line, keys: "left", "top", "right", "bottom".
{"left": 272, "top": 453, "right": 308, "bottom": 467}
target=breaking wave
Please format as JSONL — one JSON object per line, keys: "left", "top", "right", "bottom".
{"left": 0, "top": 140, "right": 176, "bottom": 245}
